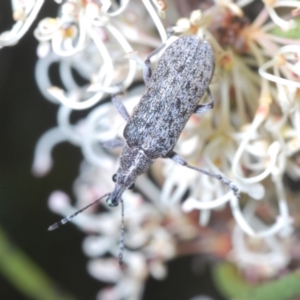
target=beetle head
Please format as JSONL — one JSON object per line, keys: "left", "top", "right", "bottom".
{"left": 106, "top": 171, "right": 134, "bottom": 207}
{"left": 106, "top": 144, "right": 154, "bottom": 207}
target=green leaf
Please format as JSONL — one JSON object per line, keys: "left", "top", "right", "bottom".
{"left": 213, "top": 262, "right": 300, "bottom": 300}
{"left": 0, "top": 226, "right": 77, "bottom": 300}
{"left": 270, "top": 17, "right": 300, "bottom": 39}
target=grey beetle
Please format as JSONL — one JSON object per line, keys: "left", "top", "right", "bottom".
{"left": 49, "top": 36, "right": 240, "bottom": 262}
{"left": 105, "top": 35, "right": 240, "bottom": 207}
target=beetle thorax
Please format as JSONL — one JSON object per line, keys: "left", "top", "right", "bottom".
{"left": 107, "top": 144, "right": 154, "bottom": 207}
{"left": 119, "top": 144, "right": 154, "bottom": 179}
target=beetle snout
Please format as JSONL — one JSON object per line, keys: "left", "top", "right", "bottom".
{"left": 106, "top": 197, "right": 119, "bottom": 207}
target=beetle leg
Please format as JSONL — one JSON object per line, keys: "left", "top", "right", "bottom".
{"left": 143, "top": 43, "right": 167, "bottom": 85}
{"left": 143, "top": 59, "right": 152, "bottom": 85}
{"left": 168, "top": 151, "right": 241, "bottom": 199}
{"left": 100, "top": 138, "right": 125, "bottom": 149}
{"left": 112, "top": 95, "right": 130, "bottom": 121}
{"left": 194, "top": 88, "right": 214, "bottom": 114}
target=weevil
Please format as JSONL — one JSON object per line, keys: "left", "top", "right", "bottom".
{"left": 49, "top": 35, "right": 240, "bottom": 262}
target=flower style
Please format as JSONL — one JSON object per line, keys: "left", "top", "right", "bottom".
{"left": 160, "top": 2, "right": 299, "bottom": 239}
{"left": 0, "top": 0, "right": 44, "bottom": 48}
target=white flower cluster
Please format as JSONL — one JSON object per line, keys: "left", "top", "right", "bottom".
{"left": 1, "top": 0, "right": 300, "bottom": 298}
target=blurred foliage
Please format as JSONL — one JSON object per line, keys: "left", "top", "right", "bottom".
{"left": 270, "top": 17, "right": 300, "bottom": 38}
{"left": 213, "top": 262, "right": 300, "bottom": 300}
{"left": 0, "top": 226, "right": 77, "bottom": 300}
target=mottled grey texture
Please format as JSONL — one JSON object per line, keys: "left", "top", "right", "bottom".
{"left": 112, "top": 95, "right": 130, "bottom": 121}
{"left": 107, "top": 144, "right": 154, "bottom": 207}
{"left": 48, "top": 36, "right": 239, "bottom": 261}
{"left": 105, "top": 36, "right": 216, "bottom": 207}
{"left": 100, "top": 138, "right": 125, "bottom": 149}
{"left": 124, "top": 36, "right": 215, "bottom": 159}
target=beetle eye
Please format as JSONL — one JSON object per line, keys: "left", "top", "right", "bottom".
{"left": 106, "top": 197, "right": 118, "bottom": 207}
{"left": 112, "top": 174, "right": 117, "bottom": 182}
{"left": 128, "top": 183, "right": 135, "bottom": 190}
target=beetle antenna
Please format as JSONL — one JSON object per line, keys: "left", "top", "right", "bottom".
{"left": 118, "top": 198, "right": 125, "bottom": 266}
{"left": 48, "top": 193, "right": 111, "bottom": 231}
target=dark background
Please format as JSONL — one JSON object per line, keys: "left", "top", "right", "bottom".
{"left": 0, "top": 2, "right": 225, "bottom": 299}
